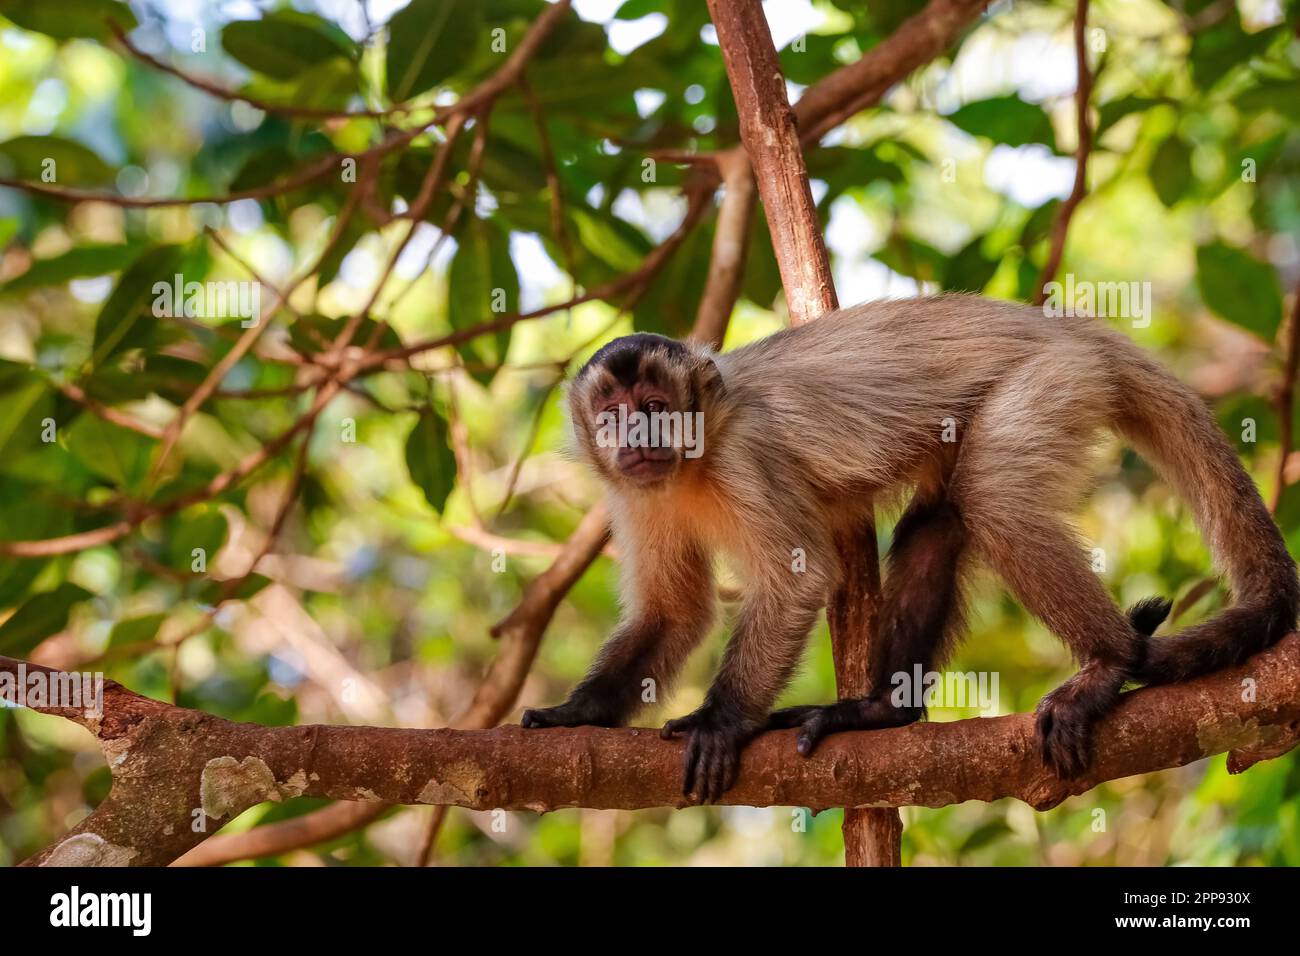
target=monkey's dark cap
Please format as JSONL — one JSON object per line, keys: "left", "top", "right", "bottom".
{"left": 578, "top": 333, "right": 690, "bottom": 388}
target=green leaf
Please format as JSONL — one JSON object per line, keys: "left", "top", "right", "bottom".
{"left": 91, "top": 245, "right": 184, "bottom": 369}
{"left": 405, "top": 410, "right": 457, "bottom": 514}
{"left": 287, "top": 314, "right": 402, "bottom": 357}
{"left": 0, "top": 583, "right": 92, "bottom": 657}
{"left": 742, "top": 213, "right": 781, "bottom": 310}
{"left": 863, "top": 0, "right": 930, "bottom": 35}
{"left": 1189, "top": 15, "right": 1280, "bottom": 89}
{"left": 0, "top": 0, "right": 136, "bottom": 41}
{"left": 1, "top": 244, "right": 139, "bottom": 293}
{"left": 222, "top": 12, "right": 355, "bottom": 80}
{"left": 107, "top": 613, "right": 165, "bottom": 650}
{"left": 63, "top": 415, "right": 154, "bottom": 492}
{"left": 874, "top": 235, "right": 946, "bottom": 283}
{"left": 0, "top": 135, "right": 114, "bottom": 186}
{"left": 805, "top": 145, "right": 904, "bottom": 201}
{"left": 0, "top": 477, "right": 72, "bottom": 609}
{"left": 448, "top": 218, "right": 519, "bottom": 382}
{"left": 569, "top": 208, "right": 649, "bottom": 273}
{"left": 228, "top": 146, "right": 298, "bottom": 192}
{"left": 386, "top": 0, "right": 483, "bottom": 102}
{"left": 1095, "top": 96, "right": 1169, "bottom": 137}
{"left": 1195, "top": 242, "right": 1283, "bottom": 341}
{"left": 1020, "top": 199, "right": 1060, "bottom": 247}
{"left": 943, "top": 237, "right": 1000, "bottom": 293}
{"left": 1235, "top": 79, "right": 1300, "bottom": 122}
{"left": 0, "top": 361, "right": 53, "bottom": 463}
{"left": 197, "top": 574, "right": 270, "bottom": 605}
{"left": 1149, "top": 135, "right": 1192, "bottom": 208}
{"left": 167, "top": 511, "right": 229, "bottom": 572}
{"left": 946, "top": 95, "right": 1057, "bottom": 151}
{"left": 289, "top": 56, "right": 363, "bottom": 112}
{"left": 957, "top": 819, "right": 1014, "bottom": 857}
{"left": 635, "top": 220, "right": 712, "bottom": 338}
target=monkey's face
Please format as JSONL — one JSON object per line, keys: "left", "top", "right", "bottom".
{"left": 570, "top": 334, "right": 711, "bottom": 490}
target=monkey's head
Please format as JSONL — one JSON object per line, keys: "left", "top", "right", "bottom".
{"left": 569, "top": 333, "right": 724, "bottom": 489}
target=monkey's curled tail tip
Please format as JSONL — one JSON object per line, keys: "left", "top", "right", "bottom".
{"left": 1127, "top": 596, "right": 1173, "bottom": 636}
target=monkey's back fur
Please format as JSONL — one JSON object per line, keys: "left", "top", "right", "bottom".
{"left": 707, "top": 294, "right": 1298, "bottom": 683}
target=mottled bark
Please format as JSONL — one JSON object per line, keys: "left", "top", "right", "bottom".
{"left": 706, "top": 0, "right": 837, "bottom": 326}
{"left": 9, "top": 636, "right": 1296, "bottom": 866}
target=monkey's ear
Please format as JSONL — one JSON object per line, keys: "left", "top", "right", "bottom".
{"left": 694, "top": 356, "right": 726, "bottom": 407}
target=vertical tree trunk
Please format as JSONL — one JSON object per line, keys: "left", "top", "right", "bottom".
{"left": 706, "top": 0, "right": 901, "bottom": 866}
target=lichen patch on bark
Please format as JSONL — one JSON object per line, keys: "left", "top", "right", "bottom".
{"left": 40, "top": 833, "right": 137, "bottom": 867}
{"left": 201, "top": 755, "right": 282, "bottom": 819}
{"left": 101, "top": 736, "right": 131, "bottom": 768}
{"left": 280, "top": 769, "right": 309, "bottom": 798}
{"left": 1196, "top": 713, "right": 1259, "bottom": 756}
{"left": 417, "top": 761, "right": 488, "bottom": 807}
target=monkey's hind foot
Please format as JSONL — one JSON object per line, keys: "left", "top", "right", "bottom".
{"left": 661, "top": 702, "right": 760, "bottom": 804}
{"left": 1033, "top": 692, "right": 1094, "bottom": 780}
{"left": 1034, "top": 659, "right": 1127, "bottom": 778}
{"left": 767, "top": 697, "right": 922, "bottom": 757}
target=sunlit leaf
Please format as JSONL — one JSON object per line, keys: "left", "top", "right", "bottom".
{"left": 107, "top": 613, "right": 165, "bottom": 650}
{"left": 1, "top": 244, "right": 139, "bottom": 293}
{"left": 0, "top": 135, "right": 114, "bottom": 186}
{"left": 946, "top": 95, "right": 1057, "bottom": 151}
{"left": 0, "top": 0, "right": 136, "bottom": 41}
{"left": 1195, "top": 241, "right": 1283, "bottom": 341}
{"left": 222, "top": 11, "right": 355, "bottom": 80}
{"left": 0, "top": 583, "right": 93, "bottom": 657}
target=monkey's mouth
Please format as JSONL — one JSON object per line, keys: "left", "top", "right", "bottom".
{"left": 615, "top": 447, "right": 677, "bottom": 483}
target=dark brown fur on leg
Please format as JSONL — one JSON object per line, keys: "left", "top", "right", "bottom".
{"left": 768, "top": 498, "right": 967, "bottom": 755}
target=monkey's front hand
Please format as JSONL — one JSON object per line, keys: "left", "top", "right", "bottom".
{"left": 521, "top": 694, "right": 622, "bottom": 729}
{"left": 660, "top": 702, "right": 760, "bottom": 804}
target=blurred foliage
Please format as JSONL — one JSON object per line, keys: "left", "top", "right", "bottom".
{"left": 0, "top": 0, "right": 1299, "bottom": 866}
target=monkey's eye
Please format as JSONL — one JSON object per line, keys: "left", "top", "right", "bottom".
{"left": 643, "top": 399, "right": 667, "bottom": 414}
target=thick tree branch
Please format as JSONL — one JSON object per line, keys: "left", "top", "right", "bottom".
{"left": 708, "top": 0, "right": 836, "bottom": 324}
{"left": 707, "top": 0, "right": 896, "bottom": 866}
{"left": 7, "top": 636, "right": 1299, "bottom": 866}
{"left": 690, "top": 150, "right": 757, "bottom": 348}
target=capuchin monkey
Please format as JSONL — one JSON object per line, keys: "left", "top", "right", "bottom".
{"left": 520, "top": 294, "right": 1300, "bottom": 803}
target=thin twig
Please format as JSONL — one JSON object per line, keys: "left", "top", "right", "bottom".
{"left": 53, "top": 380, "right": 164, "bottom": 439}
{"left": 1033, "top": 0, "right": 1093, "bottom": 306}
{"left": 110, "top": 23, "right": 417, "bottom": 121}
{"left": 1270, "top": 280, "right": 1300, "bottom": 512}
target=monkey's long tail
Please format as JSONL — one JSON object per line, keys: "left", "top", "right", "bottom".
{"left": 1110, "top": 342, "right": 1300, "bottom": 684}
